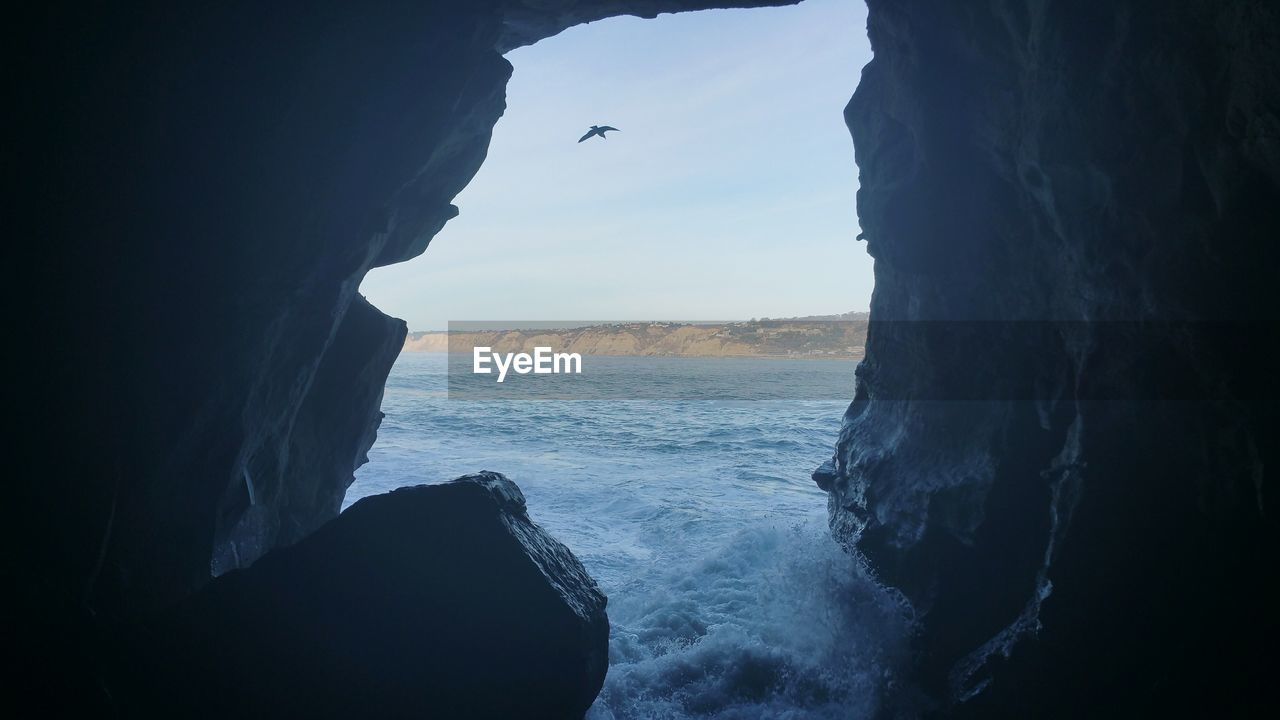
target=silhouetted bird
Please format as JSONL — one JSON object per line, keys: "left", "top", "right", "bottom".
{"left": 578, "top": 125, "right": 619, "bottom": 142}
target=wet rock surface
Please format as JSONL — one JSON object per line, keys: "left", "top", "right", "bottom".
{"left": 132, "top": 473, "right": 608, "bottom": 719}
{"left": 823, "top": 0, "right": 1279, "bottom": 715}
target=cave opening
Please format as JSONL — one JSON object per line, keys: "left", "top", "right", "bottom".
{"left": 348, "top": 1, "right": 904, "bottom": 718}
{"left": 15, "top": 0, "right": 1279, "bottom": 715}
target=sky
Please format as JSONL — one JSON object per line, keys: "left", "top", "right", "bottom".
{"left": 360, "top": 0, "right": 874, "bottom": 330}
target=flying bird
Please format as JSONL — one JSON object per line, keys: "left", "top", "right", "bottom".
{"left": 578, "top": 125, "right": 619, "bottom": 143}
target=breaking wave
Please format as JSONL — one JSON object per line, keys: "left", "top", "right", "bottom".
{"left": 348, "top": 353, "right": 912, "bottom": 719}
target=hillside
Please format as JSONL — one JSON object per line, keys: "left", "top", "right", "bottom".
{"left": 403, "top": 318, "right": 867, "bottom": 359}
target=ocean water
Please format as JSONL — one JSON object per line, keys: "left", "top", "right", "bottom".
{"left": 346, "top": 352, "right": 911, "bottom": 719}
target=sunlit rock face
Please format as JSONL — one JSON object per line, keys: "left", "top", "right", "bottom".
{"left": 824, "top": 0, "right": 1278, "bottom": 714}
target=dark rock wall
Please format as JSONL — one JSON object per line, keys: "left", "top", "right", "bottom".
{"left": 13, "top": 0, "right": 1278, "bottom": 716}
{"left": 13, "top": 0, "right": 794, "bottom": 712}
{"left": 23, "top": 1, "right": 511, "bottom": 621}
{"left": 17, "top": 1, "right": 512, "bottom": 708}
{"left": 18, "top": 0, "right": 799, "bottom": 618}
{"left": 826, "top": 0, "right": 1278, "bottom": 714}
{"left": 496, "top": 0, "right": 800, "bottom": 50}
{"left": 210, "top": 295, "right": 407, "bottom": 575}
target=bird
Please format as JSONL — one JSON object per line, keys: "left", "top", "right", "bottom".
{"left": 578, "top": 125, "right": 619, "bottom": 143}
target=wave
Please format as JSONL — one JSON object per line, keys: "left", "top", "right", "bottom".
{"left": 588, "top": 514, "right": 912, "bottom": 720}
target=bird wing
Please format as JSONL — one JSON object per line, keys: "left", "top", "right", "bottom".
{"left": 597, "top": 126, "right": 619, "bottom": 132}
{"left": 578, "top": 129, "right": 597, "bottom": 142}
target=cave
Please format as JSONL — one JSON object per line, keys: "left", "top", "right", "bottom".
{"left": 13, "top": 0, "right": 1278, "bottom": 718}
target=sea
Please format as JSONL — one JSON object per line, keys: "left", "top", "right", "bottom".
{"left": 345, "top": 352, "right": 911, "bottom": 719}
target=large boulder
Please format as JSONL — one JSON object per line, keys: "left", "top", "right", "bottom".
{"left": 127, "top": 473, "right": 609, "bottom": 718}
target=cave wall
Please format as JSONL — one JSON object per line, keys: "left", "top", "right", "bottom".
{"left": 13, "top": 0, "right": 1278, "bottom": 715}
{"left": 825, "top": 0, "right": 1278, "bottom": 714}
{"left": 17, "top": 0, "right": 795, "bottom": 614}
{"left": 16, "top": 2, "right": 514, "bottom": 705}
{"left": 21, "top": 1, "right": 514, "bottom": 621}
{"left": 12, "top": 0, "right": 796, "bottom": 711}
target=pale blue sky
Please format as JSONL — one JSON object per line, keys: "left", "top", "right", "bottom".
{"left": 361, "top": 0, "right": 873, "bottom": 330}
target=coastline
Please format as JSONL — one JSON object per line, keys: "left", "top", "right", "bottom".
{"left": 402, "top": 320, "right": 867, "bottom": 361}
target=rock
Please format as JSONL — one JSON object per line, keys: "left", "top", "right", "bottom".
{"left": 14, "top": 0, "right": 1279, "bottom": 716}
{"left": 11, "top": 1, "right": 792, "bottom": 712}
{"left": 211, "top": 294, "right": 407, "bottom": 575}
{"left": 496, "top": 0, "right": 800, "bottom": 52}
{"left": 127, "top": 473, "right": 608, "bottom": 719}
{"left": 820, "top": 0, "right": 1279, "bottom": 715}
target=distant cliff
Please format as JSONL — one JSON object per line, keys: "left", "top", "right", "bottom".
{"left": 403, "top": 318, "right": 867, "bottom": 359}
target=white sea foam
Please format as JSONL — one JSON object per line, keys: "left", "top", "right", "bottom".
{"left": 348, "top": 353, "right": 911, "bottom": 719}
{"left": 588, "top": 514, "right": 909, "bottom": 720}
